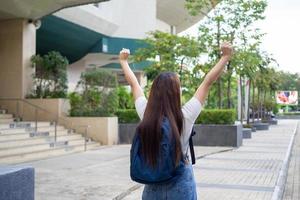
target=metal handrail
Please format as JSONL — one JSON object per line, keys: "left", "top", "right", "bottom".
{"left": 72, "top": 125, "right": 91, "bottom": 151}
{"left": 0, "top": 98, "right": 91, "bottom": 151}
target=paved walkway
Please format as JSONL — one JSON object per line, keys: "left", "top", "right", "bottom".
{"left": 15, "top": 120, "right": 297, "bottom": 200}
{"left": 26, "top": 146, "right": 231, "bottom": 200}
{"left": 124, "top": 120, "right": 298, "bottom": 200}
{"left": 283, "top": 121, "right": 300, "bottom": 200}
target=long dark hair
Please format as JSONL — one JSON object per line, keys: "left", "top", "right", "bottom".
{"left": 137, "top": 72, "right": 184, "bottom": 167}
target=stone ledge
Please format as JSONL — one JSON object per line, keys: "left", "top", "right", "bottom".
{"left": 0, "top": 166, "right": 34, "bottom": 200}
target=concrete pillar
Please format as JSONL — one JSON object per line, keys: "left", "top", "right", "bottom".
{"left": 0, "top": 19, "right": 36, "bottom": 98}
{"left": 170, "top": 25, "right": 176, "bottom": 35}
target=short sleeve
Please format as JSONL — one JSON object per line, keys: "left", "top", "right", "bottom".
{"left": 182, "top": 97, "right": 202, "bottom": 124}
{"left": 134, "top": 96, "right": 147, "bottom": 120}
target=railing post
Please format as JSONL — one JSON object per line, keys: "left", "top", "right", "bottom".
{"left": 16, "top": 101, "right": 20, "bottom": 121}
{"left": 54, "top": 121, "right": 57, "bottom": 142}
{"left": 35, "top": 108, "right": 38, "bottom": 132}
{"left": 84, "top": 126, "right": 90, "bottom": 151}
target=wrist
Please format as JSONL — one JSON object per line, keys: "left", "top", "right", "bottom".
{"left": 119, "top": 59, "right": 128, "bottom": 63}
{"left": 221, "top": 55, "right": 231, "bottom": 61}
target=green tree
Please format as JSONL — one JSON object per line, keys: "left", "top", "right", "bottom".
{"left": 134, "top": 31, "right": 202, "bottom": 81}
{"left": 69, "top": 69, "right": 118, "bottom": 117}
{"left": 30, "top": 51, "right": 69, "bottom": 98}
{"left": 186, "top": 0, "right": 267, "bottom": 109}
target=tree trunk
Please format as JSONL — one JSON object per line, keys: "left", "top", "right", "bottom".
{"left": 218, "top": 79, "right": 222, "bottom": 109}
{"left": 257, "top": 88, "right": 260, "bottom": 121}
{"left": 217, "top": 19, "right": 222, "bottom": 109}
{"left": 239, "top": 75, "right": 243, "bottom": 124}
{"left": 227, "top": 77, "right": 231, "bottom": 109}
{"left": 246, "top": 80, "right": 251, "bottom": 124}
{"left": 252, "top": 83, "right": 255, "bottom": 123}
{"left": 226, "top": 63, "right": 232, "bottom": 109}
{"left": 263, "top": 90, "right": 267, "bottom": 119}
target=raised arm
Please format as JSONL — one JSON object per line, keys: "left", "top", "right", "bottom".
{"left": 194, "top": 42, "right": 233, "bottom": 105}
{"left": 119, "top": 49, "right": 144, "bottom": 100}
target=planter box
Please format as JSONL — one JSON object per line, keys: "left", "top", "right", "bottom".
{"left": 118, "top": 123, "right": 243, "bottom": 147}
{"left": 23, "top": 98, "right": 70, "bottom": 121}
{"left": 118, "top": 123, "right": 139, "bottom": 144}
{"left": 0, "top": 98, "right": 69, "bottom": 122}
{"left": 265, "top": 119, "right": 278, "bottom": 125}
{"left": 64, "top": 117, "right": 118, "bottom": 145}
{"left": 276, "top": 115, "right": 300, "bottom": 120}
{"left": 243, "top": 128, "right": 252, "bottom": 139}
{"left": 193, "top": 124, "right": 243, "bottom": 147}
{"left": 251, "top": 123, "right": 269, "bottom": 130}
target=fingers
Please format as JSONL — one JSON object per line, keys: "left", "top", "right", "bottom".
{"left": 221, "top": 42, "right": 232, "bottom": 49}
{"left": 120, "top": 48, "right": 130, "bottom": 55}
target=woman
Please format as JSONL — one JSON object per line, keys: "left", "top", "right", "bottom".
{"left": 119, "top": 42, "right": 233, "bottom": 199}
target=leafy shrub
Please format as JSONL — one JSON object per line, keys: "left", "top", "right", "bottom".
{"left": 116, "top": 109, "right": 140, "bottom": 123}
{"left": 69, "top": 69, "right": 118, "bottom": 117}
{"left": 279, "top": 112, "right": 300, "bottom": 116}
{"left": 117, "top": 86, "right": 134, "bottom": 109}
{"left": 243, "top": 124, "right": 253, "bottom": 128}
{"left": 195, "top": 109, "right": 236, "bottom": 125}
{"left": 29, "top": 51, "right": 68, "bottom": 98}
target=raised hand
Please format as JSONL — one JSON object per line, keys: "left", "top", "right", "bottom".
{"left": 119, "top": 48, "right": 130, "bottom": 62}
{"left": 220, "top": 42, "right": 233, "bottom": 59}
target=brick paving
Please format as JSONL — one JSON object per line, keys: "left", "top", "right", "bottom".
{"left": 124, "top": 120, "right": 298, "bottom": 200}
{"left": 283, "top": 122, "right": 300, "bottom": 200}
{"left": 18, "top": 120, "right": 297, "bottom": 200}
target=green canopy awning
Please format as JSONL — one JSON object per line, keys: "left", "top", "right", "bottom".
{"left": 37, "top": 15, "right": 147, "bottom": 63}
{"left": 101, "top": 61, "right": 151, "bottom": 71}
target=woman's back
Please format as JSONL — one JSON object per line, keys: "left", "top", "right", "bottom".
{"left": 135, "top": 96, "right": 202, "bottom": 200}
{"left": 135, "top": 96, "right": 202, "bottom": 155}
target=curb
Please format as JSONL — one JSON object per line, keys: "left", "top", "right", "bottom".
{"left": 271, "top": 121, "right": 299, "bottom": 200}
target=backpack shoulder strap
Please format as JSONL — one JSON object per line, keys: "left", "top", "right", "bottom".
{"left": 189, "top": 127, "right": 196, "bottom": 165}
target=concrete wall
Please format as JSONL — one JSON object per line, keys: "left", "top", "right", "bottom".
{"left": 156, "top": 19, "right": 171, "bottom": 33}
{"left": 67, "top": 59, "right": 85, "bottom": 92}
{"left": 64, "top": 117, "right": 118, "bottom": 145}
{"left": 118, "top": 123, "right": 243, "bottom": 147}
{"left": 118, "top": 123, "right": 138, "bottom": 144}
{"left": 0, "top": 19, "right": 35, "bottom": 98}
{"left": 0, "top": 98, "right": 69, "bottom": 122}
{"left": 193, "top": 124, "right": 243, "bottom": 147}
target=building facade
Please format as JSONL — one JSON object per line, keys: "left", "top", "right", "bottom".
{"left": 0, "top": 0, "right": 211, "bottom": 98}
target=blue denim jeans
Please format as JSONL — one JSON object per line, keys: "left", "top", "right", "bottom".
{"left": 142, "top": 164, "right": 197, "bottom": 200}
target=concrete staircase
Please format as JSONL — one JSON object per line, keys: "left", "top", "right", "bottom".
{"left": 0, "top": 108, "right": 100, "bottom": 164}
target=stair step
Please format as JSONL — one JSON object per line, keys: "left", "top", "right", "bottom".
{"left": 0, "top": 130, "right": 69, "bottom": 141}
{"left": 0, "top": 138, "right": 87, "bottom": 157}
{"left": 0, "top": 134, "right": 84, "bottom": 149}
{"left": 0, "top": 121, "right": 52, "bottom": 129}
{"left": 0, "top": 114, "right": 13, "bottom": 119}
{"left": 0, "top": 125, "right": 66, "bottom": 134}
{"left": 0, "top": 142, "right": 101, "bottom": 164}
{"left": 0, "top": 118, "right": 15, "bottom": 123}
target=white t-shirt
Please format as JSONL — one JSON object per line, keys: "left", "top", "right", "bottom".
{"left": 135, "top": 96, "right": 202, "bottom": 155}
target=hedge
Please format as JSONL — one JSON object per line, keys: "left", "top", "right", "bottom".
{"left": 278, "top": 112, "right": 300, "bottom": 116}
{"left": 195, "top": 109, "right": 236, "bottom": 125}
{"left": 116, "top": 109, "right": 140, "bottom": 123}
{"left": 117, "top": 109, "right": 236, "bottom": 125}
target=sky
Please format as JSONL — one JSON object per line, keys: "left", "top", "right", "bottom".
{"left": 182, "top": 0, "right": 300, "bottom": 73}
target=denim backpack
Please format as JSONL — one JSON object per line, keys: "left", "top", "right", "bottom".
{"left": 130, "top": 118, "right": 185, "bottom": 184}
